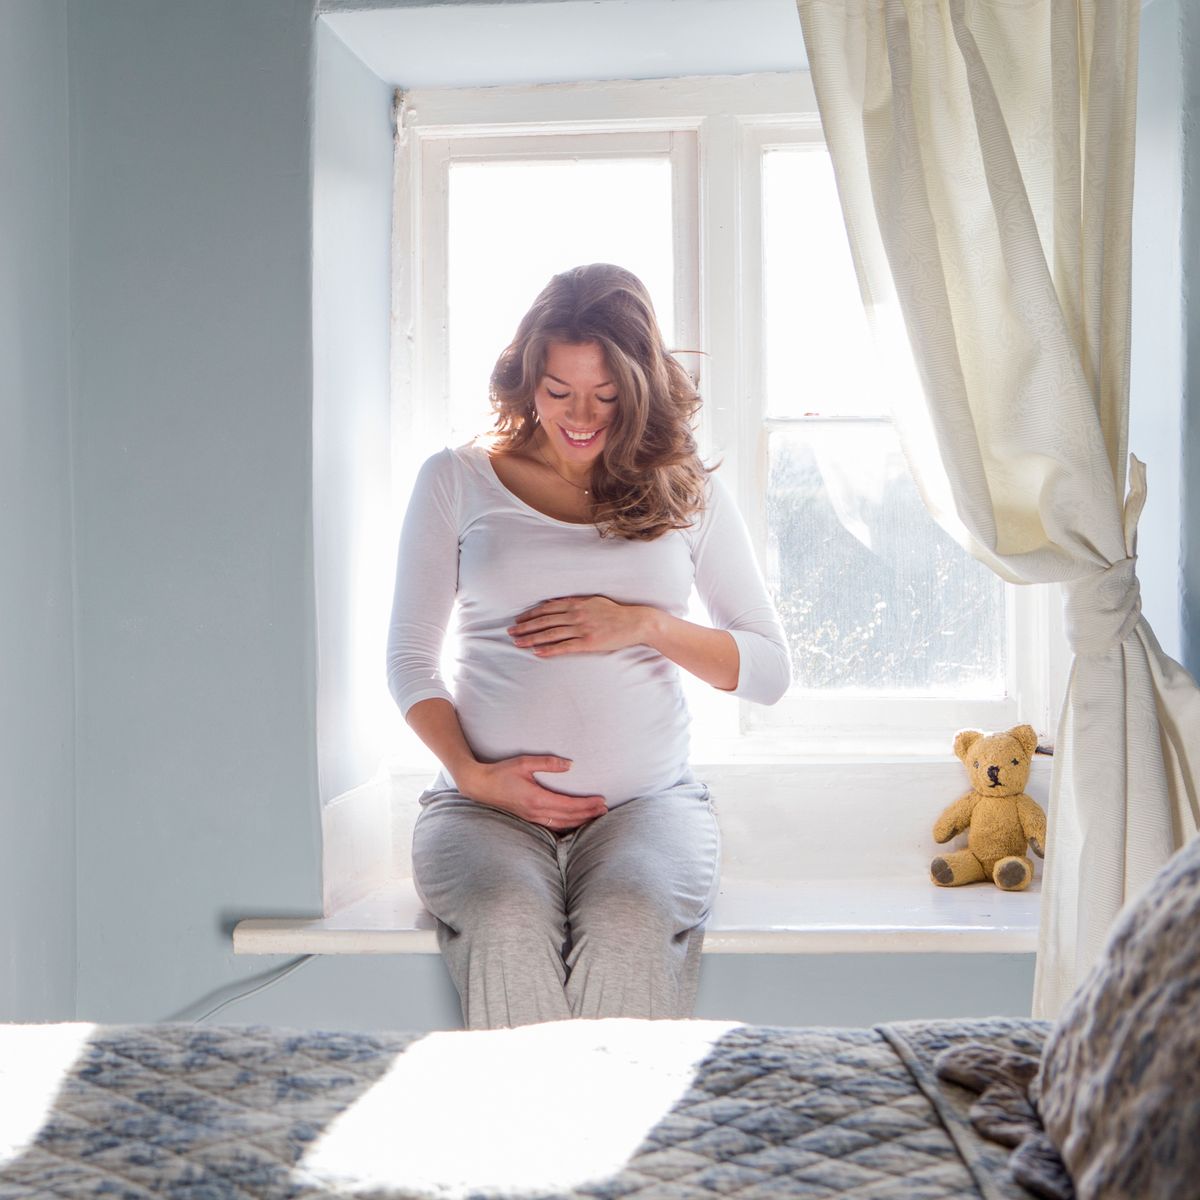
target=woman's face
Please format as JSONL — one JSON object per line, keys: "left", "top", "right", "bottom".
{"left": 533, "top": 340, "right": 618, "bottom": 465}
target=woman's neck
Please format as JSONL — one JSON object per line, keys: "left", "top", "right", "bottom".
{"left": 533, "top": 428, "right": 594, "bottom": 492}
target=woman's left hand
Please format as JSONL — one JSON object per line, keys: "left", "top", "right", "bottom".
{"left": 508, "top": 595, "right": 654, "bottom": 657}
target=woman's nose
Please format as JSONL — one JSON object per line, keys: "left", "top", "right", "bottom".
{"left": 565, "top": 400, "right": 598, "bottom": 425}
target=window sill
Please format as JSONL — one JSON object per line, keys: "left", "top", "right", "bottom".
{"left": 236, "top": 756, "right": 1048, "bottom": 956}
{"left": 233, "top": 873, "right": 1038, "bottom": 956}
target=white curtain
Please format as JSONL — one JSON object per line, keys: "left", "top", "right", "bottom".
{"left": 795, "top": 0, "right": 1200, "bottom": 1015}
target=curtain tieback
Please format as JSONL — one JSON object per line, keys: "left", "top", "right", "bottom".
{"left": 1063, "top": 455, "right": 1148, "bottom": 657}
{"left": 1063, "top": 558, "right": 1141, "bottom": 657}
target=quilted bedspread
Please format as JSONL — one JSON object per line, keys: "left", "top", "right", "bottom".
{"left": 0, "top": 1016, "right": 1050, "bottom": 1199}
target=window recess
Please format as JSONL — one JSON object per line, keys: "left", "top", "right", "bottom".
{"left": 389, "top": 74, "right": 1056, "bottom": 764}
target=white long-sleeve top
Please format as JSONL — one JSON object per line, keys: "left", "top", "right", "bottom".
{"left": 387, "top": 443, "right": 791, "bottom": 805}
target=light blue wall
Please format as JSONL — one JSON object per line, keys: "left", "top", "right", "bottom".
{"left": 52, "top": 0, "right": 1042, "bottom": 1032}
{"left": 205, "top": 950, "right": 1036, "bottom": 1032}
{"left": 1182, "top": 0, "right": 1200, "bottom": 679}
{"left": 320, "top": 0, "right": 808, "bottom": 88}
{"left": 68, "top": 0, "right": 323, "bottom": 1023}
{"left": 1131, "top": 0, "right": 1184, "bottom": 661}
{"left": 0, "top": 0, "right": 76, "bottom": 1022}
{"left": 1131, "top": 0, "right": 1200, "bottom": 681}
{"left": 7, "top": 0, "right": 1194, "bottom": 1029}
{"left": 312, "top": 20, "right": 396, "bottom": 805}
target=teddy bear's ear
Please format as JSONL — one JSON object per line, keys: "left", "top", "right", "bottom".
{"left": 954, "top": 729, "right": 983, "bottom": 761}
{"left": 1009, "top": 724, "right": 1039, "bottom": 758}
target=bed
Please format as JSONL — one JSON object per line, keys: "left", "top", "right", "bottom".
{"left": 0, "top": 1014, "right": 1050, "bottom": 1199}
{"left": 4, "top": 829, "right": 1196, "bottom": 1199}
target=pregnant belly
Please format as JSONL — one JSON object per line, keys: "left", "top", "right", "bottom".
{"left": 454, "top": 640, "right": 691, "bottom": 806}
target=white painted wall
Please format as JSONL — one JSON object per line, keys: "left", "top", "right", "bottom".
{"left": 0, "top": 0, "right": 75, "bottom": 1021}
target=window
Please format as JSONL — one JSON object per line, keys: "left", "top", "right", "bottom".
{"left": 390, "top": 73, "right": 1053, "bottom": 759}
{"left": 435, "top": 138, "right": 691, "bottom": 447}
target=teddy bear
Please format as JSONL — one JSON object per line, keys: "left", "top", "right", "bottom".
{"left": 930, "top": 724, "right": 1047, "bottom": 891}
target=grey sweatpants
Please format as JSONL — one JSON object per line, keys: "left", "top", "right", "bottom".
{"left": 411, "top": 779, "right": 721, "bottom": 1030}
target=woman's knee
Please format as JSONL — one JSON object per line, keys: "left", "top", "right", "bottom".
{"left": 571, "top": 877, "right": 688, "bottom": 949}
{"left": 428, "top": 875, "right": 565, "bottom": 953}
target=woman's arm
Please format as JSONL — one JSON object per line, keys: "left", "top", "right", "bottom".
{"left": 388, "top": 453, "right": 605, "bottom": 830}
{"left": 641, "top": 609, "right": 740, "bottom": 691}
{"left": 386, "top": 451, "right": 459, "bottom": 715}
{"left": 688, "top": 472, "right": 791, "bottom": 704}
{"left": 509, "top": 596, "right": 739, "bottom": 690}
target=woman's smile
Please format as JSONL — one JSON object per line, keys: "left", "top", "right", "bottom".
{"left": 557, "top": 424, "right": 605, "bottom": 449}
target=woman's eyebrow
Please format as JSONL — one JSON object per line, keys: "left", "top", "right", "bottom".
{"left": 545, "top": 372, "right": 615, "bottom": 388}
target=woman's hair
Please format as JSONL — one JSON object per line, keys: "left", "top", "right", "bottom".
{"left": 488, "top": 263, "right": 710, "bottom": 541}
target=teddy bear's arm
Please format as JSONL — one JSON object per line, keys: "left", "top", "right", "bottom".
{"left": 1015, "top": 794, "right": 1048, "bottom": 858}
{"left": 932, "top": 792, "right": 978, "bottom": 843}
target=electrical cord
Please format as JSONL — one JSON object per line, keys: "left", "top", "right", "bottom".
{"left": 191, "top": 955, "right": 316, "bottom": 1024}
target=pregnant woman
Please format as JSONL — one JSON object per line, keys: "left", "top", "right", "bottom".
{"left": 387, "top": 263, "right": 790, "bottom": 1029}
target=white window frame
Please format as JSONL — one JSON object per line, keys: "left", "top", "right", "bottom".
{"left": 390, "top": 72, "right": 1060, "bottom": 760}
{"left": 730, "top": 123, "right": 1051, "bottom": 753}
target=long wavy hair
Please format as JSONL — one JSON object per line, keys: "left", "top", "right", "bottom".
{"left": 488, "top": 264, "right": 710, "bottom": 541}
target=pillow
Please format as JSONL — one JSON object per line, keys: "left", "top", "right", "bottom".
{"left": 1036, "top": 832, "right": 1200, "bottom": 1199}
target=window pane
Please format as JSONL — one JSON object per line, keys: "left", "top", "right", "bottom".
{"left": 447, "top": 157, "right": 674, "bottom": 444}
{"left": 763, "top": 147, "right": 885, "bottom": 418}
{"left": 767, "top": 423, "right": 1006, "bottom": 694}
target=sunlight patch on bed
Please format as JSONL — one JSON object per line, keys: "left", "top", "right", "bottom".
{"left": 0, "top": 1022, "right": 97, "bottom": 1167}
{"left": 297, "top": 1017, "right": 739, "bottom": 1197}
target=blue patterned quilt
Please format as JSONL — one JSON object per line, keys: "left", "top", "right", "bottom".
{"left": 0, "top": 1016, "right": 1049, "bottom": 1198}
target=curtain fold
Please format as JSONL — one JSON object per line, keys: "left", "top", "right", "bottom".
{"left": 796, "top": 0, "right": 1200, "bottom": 1015}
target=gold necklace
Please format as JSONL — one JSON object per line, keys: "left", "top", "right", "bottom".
{"left": 535, "top": 440, "right": 592, "bottom": 497}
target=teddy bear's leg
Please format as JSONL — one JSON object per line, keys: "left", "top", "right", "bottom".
{"left": 930, "top": 850, "right": 987, "bottom": 887}
{"left": 993, "top": 855, "right": 1034, "bottom": 892}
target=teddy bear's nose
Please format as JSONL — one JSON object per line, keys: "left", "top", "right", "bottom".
{"left": 987, "top": 764, "right": 1001, "bottom": 785}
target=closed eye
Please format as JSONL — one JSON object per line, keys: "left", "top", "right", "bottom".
{"left": 545, "top": 388, "right": 618, "bottom": 404}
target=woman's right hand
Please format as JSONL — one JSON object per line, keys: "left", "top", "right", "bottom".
{"left": 458, "top": 756, "right": 608, "bottom": 832}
